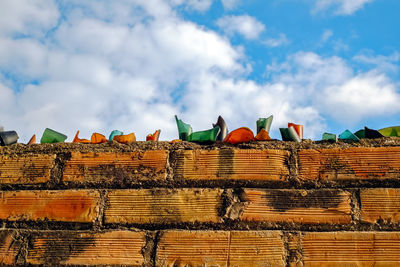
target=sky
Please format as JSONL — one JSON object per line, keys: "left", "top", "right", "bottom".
{"left": 0, "top": 0, "right": 399, "bottom": 142}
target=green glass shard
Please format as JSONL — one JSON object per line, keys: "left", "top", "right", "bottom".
{"left": 257, "top": 115, "right": 273, "bottom": 133}
{"left": 175, "top": 115, "right": 192, "bottom": 141}
{"left": 338, "top": 129, "right": 359, "bottom": 142}
{"left": 288, "top": 126, "right": 301, "bottom": 142}
{"left": 40, "top": 128, "right": 67, "bottom": 144}
{"left": 279, "top": 128, "right": 291, "bottom": 141}
{"left": 322, "top": 132, "right": 337, "bottom": 141}
{"left": 354, "top": 129, "right": 365, "bottom": 139}
{"left": 188, "top": 126, "right": 220, "bottom": 143}
{"left": 378, "top": 126, "right": 400, "bottom": 137}
{"left": 109, "top": 130, "right": 123, "bottom": 141}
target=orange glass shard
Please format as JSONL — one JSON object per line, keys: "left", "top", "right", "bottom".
{"left": 27, "top": 134, "right": 36, "bottom": 145}
{"left": 73, "top": 130, "right": 90, "bottom": 143}
{"left": 91, "top": 133, "right": 108, "bottom": 144}
{"left": 223, "top": 127, "right": 254, "bottom": 144}
{"left": 146, "top": 129, "right": 161, "bottom": 141}
{"left": 255, "top": 128, "right": 271, "bottom": 141}
{"left": 171, "top": 139, "right": 182, "bottom": 143}
{"left": 288, "top": 123, "right": 303, "bottom": 139}
{"left": 113, "top": 133, "right": 136, "bottom": 144}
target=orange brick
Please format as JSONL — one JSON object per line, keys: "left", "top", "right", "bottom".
{"left": 156, "top": 230, "right": 285, "bottom": 267}
{"left": 63, "top": 151, "right": 168, "bottom": 182}
{"left": 0, "top": 190, "right": 100, "bottom": 223}
{"left": 104, "top": 188, "right": 223, "bottom": 224}
{"left": 26, "top": 230, "right": 146, "bottom": 265}
{"left": 0, "top": 154, "right": 55, "bottom": 184}
{"left": 361, "top": 188, "right": 400, "bottom": 223}
{"left": 299, "top": 147, "right": 400, "bottom": 180}
{"left": 175, "top": 149, "right": 289, "bottom": 181}
{"left": 292, "top": 232, "right": 400, "bottom": 266}
{"left": 240, "top": 189, "right": 351, "bottom": 224}
{"left": 0, "top": 230, "right": 21, "bottom": 265}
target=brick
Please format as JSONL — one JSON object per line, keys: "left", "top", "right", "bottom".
{"left": 291, "top": 232, "right": 400, "bottom": 266}
{"left": 0, "top": 230, "right": 21, "bottom": 265}
{"left": 240, "top": 189, "right": 352, "bottom": 224}
{"left": 174, "top": 149, "right": 289, "bottom": 181}
{"left": 26, "top": 230, "right": 146, "bottom": 265}
{"left": 104, "top": 188, "right": 223, "bottom": 224}
{"left": 0, "top": 154, "right": 55, "bottom": 184}
{"left": 156, "top": 230, "right": 284, "bottom": 267}
{"left": 361, "top": 188, "right": 400, "bottom": 223}
{"left": 299, "top": 147, "right": 400, "bottom": 181}
{"left": 63, "top": 151, "right": 168, "bottom": 182}
{"left": 0, "top": 190, "right": 100, "bottom": 223}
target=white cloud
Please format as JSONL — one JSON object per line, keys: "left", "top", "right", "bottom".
{"left": 321, "top": 29, "right": 333, "bottom": 43}
{"left": 313, "top": 0, "right": 374, "bottom": 15}
{"left": 169, "top": 0, "right": 213, "bottom": 11}
{"left": 353, "top": 51, "right": 400, "bottom": 73}
{"left": 264, "top": 34, "right": 289, "bottom": 47}
{"left": 221, "top": 0, "right": 241, "bottom": 10}
{"left": 216, "top": 15, "right": 266, "bottom": 40}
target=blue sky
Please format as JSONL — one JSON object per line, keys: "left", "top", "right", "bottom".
{"left": 0, "top": 0, "right": 399, "bottom": 142}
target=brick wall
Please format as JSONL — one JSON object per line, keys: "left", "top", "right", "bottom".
{"left": 1, "top": 140, "right": 400, "bottom": 266}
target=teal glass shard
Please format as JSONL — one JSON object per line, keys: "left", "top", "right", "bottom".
{"left": 322, "top": 133, "right": 337, "bottom": 142}
{"left": 257, "top": 115, "right": 273, "bottom": 134}
{"left": 354, "top": 129, "right": 365, "bottom": 139}
{"left": 378, "top": 126, "right": 400, "bottom": 137}
{"left": 288, "top": 126, "right": 301, "bottom": 142}
{"left": 188, "top": 126, "right": 220, "bottom": 143}
{"left": 339, "top": 129, "right": 359, "bottom": 141}
{"left": 109, "top": 130, "right": 123, "bottom": 141}
{"left": 175, "top": 115, "right": 192, "bottom": 141}
{"left": 279, "top": 128, "right": 291, "bottom": 141}
{"left": 40, "top": 128, "right": 67, "bottom": 143}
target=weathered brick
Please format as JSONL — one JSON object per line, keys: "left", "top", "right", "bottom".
{"left": 63, "top": 151, "right": 168, "bottom": 182}
{"left": 0, "top": 190, "right": 100, "bottom": 223}
{"left": 0, "top": 230, "right": 21, "bottom": 265}
{"left": 156, "top": 230, "right": 284, "bottom": 267}
{"left": 290, "top": 232, "right": 400, "bottom": 266}
{"left": 104, "top": 188, "right": 223, "bottom": 224}
{"left": 0, "top": 154, "right": 55, "bottom": 184}
{"left": 26, "top": 230, "right": 146, "bottom": 265}
{"left": 299, "top": 147, "right": 400, "bottom": 180}
{"left": 240, "top": 189, "right": 352, "bottom": 224}
{"left": 174, "top": 149, "right": 289, "bottom": 181}
{"left": 361, "top": 188, "right": 400, "bottom": 223}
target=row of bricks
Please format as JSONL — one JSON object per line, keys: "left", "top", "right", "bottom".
{"left": 3, "top": 147, "right": 400, "bottom": 185}
{"left": 0, "top": 188, "right": 398, "bottom": 224}
{"left": 1, "top": 229, "right": 400, "bottom": 266}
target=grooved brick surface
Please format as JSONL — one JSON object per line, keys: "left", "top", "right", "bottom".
{"left": 291, "top": 232, "right": 400, "bottom": 266}
{"left": 63, "top": 151, "right": 168, "bottom": 182}
{"left": 0, "top": 154, "right": 55, "bottom": 184}
{"left": 240, "top": 189, "right": 352, "bottom": 224}
{"left": 26, "top": 230, "right": 146, "bottom": 265}
{"left": 361, "top": 188, "right": 400, "bottom": 223}
{"left": 0, "top": 190, "right": 100, "bottom": 222}
{"left": 299, "top": 147, "right": 400, "bottom": 180}
{"left": 174, "top": 149, "right": 289, "bottom": 181}
{"left": 0, "top": 230, "right": 21, "bottom": 265}
{"left": 104, "top": 188, "right": 223, "bottom": 224}
{"left": 156, "top": 230, "right": 284, "bottom": 267}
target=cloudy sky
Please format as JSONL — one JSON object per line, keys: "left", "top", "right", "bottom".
{"left": 0, "top": 0, "right": 399, "bottom": 142}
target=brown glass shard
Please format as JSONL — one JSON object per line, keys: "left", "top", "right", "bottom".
{"left": 255, "top": 128, "right": 271, "bottom": 141}
{"left": 90, "top": 133, "right": 108, "bottom": 144}
{"left": 73, "top": 131, "right": 91, "bottom": 143}
{"left": 27, "top": 134, "right": 36, "bottom": 145}
{"left": 146, "top": 130, "right": 161, "bottom": 141}
{"left": 113, "top": 133, "right": 136, "bottom": 144}
{"left": 288, "top": 123, "right": 303, "bottom": 139}
{"left": 223, "top": 127, "right": 254, "bottom": 144}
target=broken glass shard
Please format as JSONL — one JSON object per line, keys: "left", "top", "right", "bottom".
{"left": 255, "top": 128, "right": 271, "bottom": 141}
{"left": 213, "top": 116, "right": 228, "bottom": 141}
{"left": 339, "top": 129, "right": 359, "bottom": 141}
{"left": 113, "top": 133, "right": 136, "bottom": 144}
{"left": 91, "top": 133, "right": 108, "bottom": 144}
{"left": 378, "top": 126, "right": 400, "bottom": 137}
{"left": 279, "top": 128, "right": 291, "bottom": 141}
{"left": 40, "top": 128, "right": 67, "bottom": 144}
{"left": 27, "top": 134, "right": 36, "bottom": 145}
{"left": 257, "top": 115, "right": 273, "bottom": 134}
{"left": 146, "top": 130, "right": 161, "bottom": 141}
{"left": 224, "top": 127, "right": 255, "bottom": 144}
{"left": 175, "top": 115, "right": 192, "bottom": 141}
{"left": 354, "top": 129, "right": 365, "bottom": 139}
{"left": 288, "top": 126, "right": 301, "bottom": 142}
{"left": 188, "top": 126, "right": 220, "bottom": 143}
{"left": 0, "top": 131, "right": 19, "bottom": 146}
{"left": 288, "top": 123, "right": 303, "bottom": 139}
{"left": 109, "top": 130, "right": 123, "bottom": 141}
{"left": 322, "top": 133, "right": 337, "bottom": 142}
{"left": 364, "top": 127, "right": 384, "bottom": 139}
{"left": 73, "top": 130, "right": 90, "bottom": 143}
